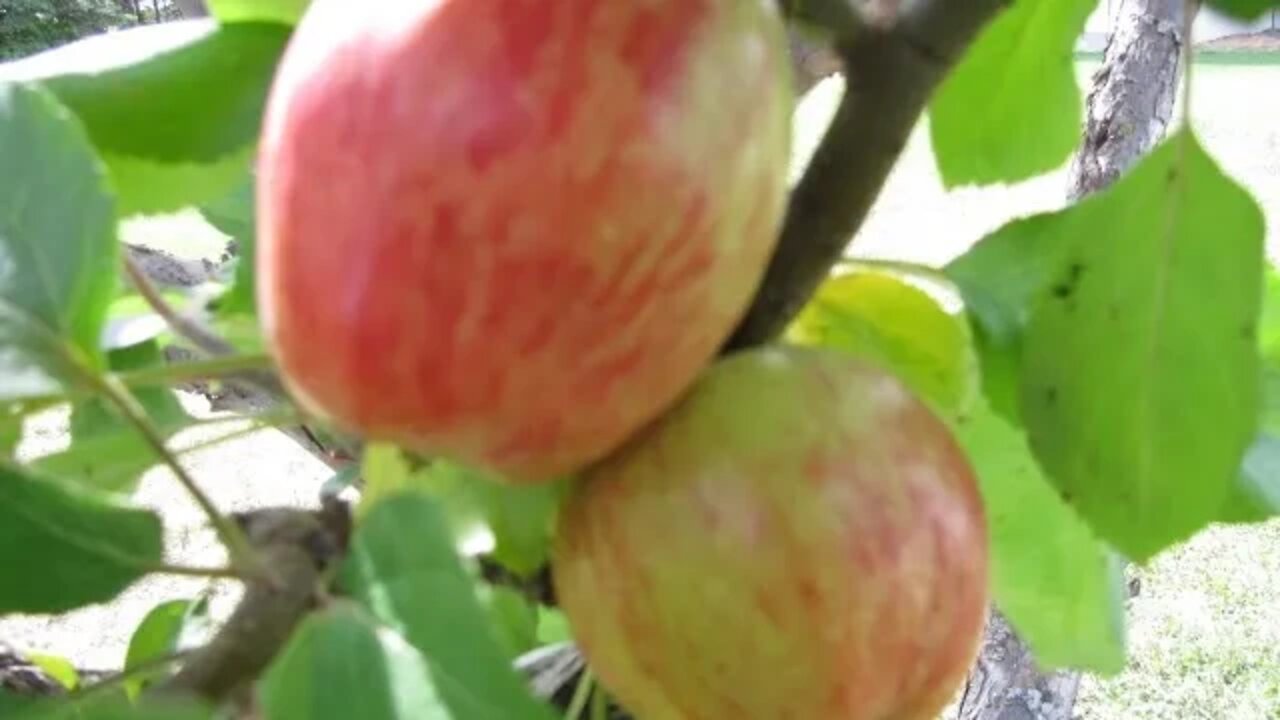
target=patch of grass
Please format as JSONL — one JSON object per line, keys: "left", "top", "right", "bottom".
{"left": 1076, "top": 520, "right": 1280, "bottom": 720}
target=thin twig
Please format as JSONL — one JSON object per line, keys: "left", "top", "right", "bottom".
{"left": 123, "top": 251, "right": 359, "bottom": 470}
{"left": 124, "top": 255, "right": 236, "bottom": 357}
{"left": 123, "top": 254, "right": 284, "bottom": 397}
{"left": 90, "top": 372, "right": 266, "bottom": 579}
{"left": 118, "top": 352, "right": 275, "bottom": 389}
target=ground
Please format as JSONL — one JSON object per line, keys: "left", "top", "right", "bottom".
{"left": 2, "top": 57, "right": 1279, "bottom": 719}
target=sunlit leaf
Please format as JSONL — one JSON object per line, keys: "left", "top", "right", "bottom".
{"left": 535, "top": 607, "right": 572, "bottom": 647}
{"left": 25, "top": 654, "right": 79, "bottom": 690}
{"left": 210, "top": 0, "right": 313, "bottom": 25}
{"left": 787, "top": 262, "right": 980, "bottom": 416}
{"left": 122, "top": 598, "right": 200, "bottom": 698}
{"left": 929, "top": 0, "right": 1095, "bottom": 186}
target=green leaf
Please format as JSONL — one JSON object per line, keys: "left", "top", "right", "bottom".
{"left": 25, "top": 654, "right": 79, "bottom": 690}
{"left": 0, "top": 20, "right": 288, "bottom": 216}
{"left": 74, "top": 339, "right": 189, "bottom": 438}
{"left": 0, "top": 82, "right": 117, "bottom": 402}
{"left": 1, "top": 690, "right": 35, "bottom": 715}
{"left": 477, "top": 586, "right": 539, "bottom": 661}
{"left": 22, "top": 21, "right": 290, "bottom": 164}
{"left": 34, "top": 339, "right": 191, "bottom": 494}
{"left": 944, "top": 212, "right": 1073, "bottom": 423}
{"left": 418, "top": 461, "right": 566, "bottom": 576}
{"left": 535, "top": 607, "right": 572, "bottom": 647}
{"left": 31, "top": 430, "right": 163, "bottom": 494}
{"left": 105, "top": 147, "right": 255, "bottom": 217}
{"left": 260, "top": 603, "right": 449, "bottom": 720}
{"left": 1020, "top": 130, "right": 1264, "bottom": 562}
{"left": 11, "top": 693, "right": 212, "bottom": 720}
{"left": 339, "top": 492, "right": 556, "bottom": 720}
{"left": 122, "top": 599, "right": 199, "bottom": 698}
{"left": 1205, "top": 0, "right": 1280, "bottom": 19}
{"left": 1258, "top": 262, "right": 1280, "bottom": 362}
{"left": 361, "top": 447, "right": 565, "bottom": 576}
{"left": 955, "top": 402, "right": 1127, "bottom": 672}
{"left": 1, "top": 404, "right": 21, "bottom": 457}
{"left": 210, "top": 0, "right": 313, "bottom": 25}
{"left": 928, "top": 0, "right": 1095, "bottom": 187}
{"left": 200, "top": 174, "right": 258, "bottom": 315}
{"left": 0, "top": 464, "right": 162, "bottom": 613}
{"left": 786, "top": 262, "right": 980, "bottom": 417}
{"left": 1219, "top": 434, "right": 1280, "bottom": 524}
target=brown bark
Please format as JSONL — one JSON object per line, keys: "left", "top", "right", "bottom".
{"left": 724, "top": 0, "right": 1009, "bottom": 349}
{"left": 1069, "top": 0, "right": 1192, "bottom": 200}
{"left": 956, "top": 611, "right": 1082, "bottom": 720}
{"left": 171, "top": 0, "right": 208, "bottom": 18}
{"left": 955, "top": 1, "right": 1192, "bottom": 718}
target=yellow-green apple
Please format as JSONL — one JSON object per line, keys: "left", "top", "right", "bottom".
{"left": 255, "top": 0, "right": 793, "bottom": 483}
{"left": 553, "top": 345, "right": 989, "bottom": 719}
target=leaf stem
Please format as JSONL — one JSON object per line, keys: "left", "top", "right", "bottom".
{"left": 590, "top": 683, "right": 608, "bottom": 720}
{"left": 89, "top": 371, "right": 265, "bottom": 579}
{"left": 152, "top": 563, "right": 249, "bottom": 581}
{"left": 117, "top": 352, "right": 275, "bottom": 388}
{"left": 1180, "top": 0, "right": 1196, "bottom": 131}
{"left": 565, "top": 670, "right": 595, "bottom": 720}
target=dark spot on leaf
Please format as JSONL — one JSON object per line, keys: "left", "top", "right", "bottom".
{"left": 1044, "top": 386, "right": 1058, "bottom": 405}
{"left": 1241, "top": 323, "right": 1255, "bottom": 341}
{"left": 1108, "top": 303, "right": 1121, "bottom": 320}
{"left": 1052, "top": 262, "right": 1086, "bottom": 300}
{"left": 1166, "top": 167, "right": 1179, "bottom": 185}
{"left": 1059, "top": 489, "right": 1073, "bottom": 503}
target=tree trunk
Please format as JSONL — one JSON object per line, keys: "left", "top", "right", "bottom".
{"left": 1069, "top": 0, "right": 1192, "bottom": 200}
{"left": 172, "top": 0, "right": 209, "bottom": 18}
{"left": 955, "top": 1, "right": 1191, "bottom": 718}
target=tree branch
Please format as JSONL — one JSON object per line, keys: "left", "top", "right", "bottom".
{"left": 724, "top": 0, "right": 1009, "bottom": 350}
{"left": 151, "top": 500, "right": 351, "bottom": 706}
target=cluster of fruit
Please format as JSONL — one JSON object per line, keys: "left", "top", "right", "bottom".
{"left": 255, "top": 1, "right": 988, "bottom": 717}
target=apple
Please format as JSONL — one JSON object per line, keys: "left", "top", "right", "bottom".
{"left": 255, "top": 0, "right": 793, "bottom": 482}
{"left": 553, "top": 345, "right": 989, "bottom": 719}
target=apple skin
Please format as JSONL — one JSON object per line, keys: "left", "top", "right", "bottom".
{"left": 553, "top": 345, "right": 989, "bottom": 720}
{"left": 255, "top": 0, "right": 793, "bottom": 483}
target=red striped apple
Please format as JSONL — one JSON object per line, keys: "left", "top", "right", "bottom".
{"left": 553, "top": 345, "right": 989, "bottom": 719}
{"left": 255, "top": 0, "right": 793, "bottom": 482}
